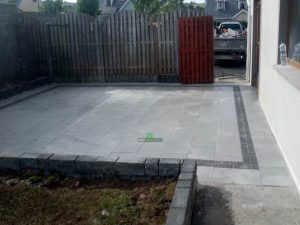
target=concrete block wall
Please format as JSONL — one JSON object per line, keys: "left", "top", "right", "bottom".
{"left": 0, "top": 152, "right": 184, "bottom": 178}
{"left": 0, "top": 3, "right": 36, "bottom": 84}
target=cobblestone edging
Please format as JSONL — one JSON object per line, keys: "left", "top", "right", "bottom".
{"left": 165, "top": 159, "right": 197, "bottom": 225}
{"left": 0, "top": 152, "right": 197, "bottom": 225}
{"left": 0, "top": 152, "right": 182, "bottom": 177}
{"left": 0, "top": 77, "right": 51, "bottom": 101}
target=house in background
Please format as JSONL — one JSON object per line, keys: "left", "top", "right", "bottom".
{"left": 205, "top": 0, "right": 248, "bottom": 25}
{"left": 17, "top": 0, "right": 41, "bottom": 12}
{"left": 2, "top": 0, "right": 42, "bottom": 12}
{"left": 99, "top": 0, "right": 134, "bottom": 15}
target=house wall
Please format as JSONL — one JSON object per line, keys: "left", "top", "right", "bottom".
{"left": 120, "top": 0, "right": 133, "bottom": 11}
{"left": 258, "top": 0, "right": 300, "bottom": 192}
{"left": 18, "top": 0, "right": 40, "bottom": 12}
{"left": 232, "top": 11, "right": 248, "bottom": 21}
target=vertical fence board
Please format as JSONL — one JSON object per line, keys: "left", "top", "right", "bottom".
{"left": 21, "top": 9, "right": 208, "bottom": 83}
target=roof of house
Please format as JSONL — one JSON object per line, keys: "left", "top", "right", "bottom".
{"left": 99, "top": 0, "right": 132, "bottom": 14}
{"left": 205, "top": 0, "right": 248, "bottom": 20}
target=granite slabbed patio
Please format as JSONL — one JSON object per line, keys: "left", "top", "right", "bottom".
{"left": 0, "top": 85, "right": 294, "bottom": 187}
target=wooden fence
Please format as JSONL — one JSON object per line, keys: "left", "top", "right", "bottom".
{"left": 22, "top": 9, "right": 205, "bottom": 82}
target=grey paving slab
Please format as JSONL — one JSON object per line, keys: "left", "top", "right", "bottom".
{"left": 260, "top": 166, "right": 294, "bottom": 187}
{"left": 257, "top": 151, "right": 287, "bottom": 168}
{"left": 252, "top": 135, "right": 278, "bottom": 148}
{"left": 136, "top": 142, "right": 166, "bottom": 158}
{"left": 215, "top": 141, "right": 243, "bottom": 161}
{"left": 212, "top": 168, "right": 260, "bottom": 185}
{"left": 197, "top": 166, "right": 214, "bottom": 183}
{"left": 0, "top": 85, "right": 296, "bottom": 188}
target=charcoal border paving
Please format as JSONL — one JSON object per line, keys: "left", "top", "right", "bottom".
{"left": 0, "top": 83, "right": 56, "bottom": 110}
{"left": 49, "top": 154, "right": 79, "bottom": 176}
{"left": 95, "top": 156, "right": 118, "bottom": 175}
{"left": 159, "top": 158, "right": 182, "bottom": 177}
{"left": 19, "top": 153, "right": 40, "bottom": 169}
{"left": 115, "top": 157, "right": 146, "bottom": 177}
{"left": 75, "top": 155, "right": 98, "bottom": 175}
{"left": 145, "top": 158, "right": 159, "bottom": 176}
{"left": 0, "top": 152, "right": 23, "bottom": 170}
{"left": 196, "top": 86, "right": 259, "bottom": 170}
{"left": 37, "top": 153, "right": 53, "bottom": 174}
{"left": 0, "top": 77, "right": 51, "bottom": 102}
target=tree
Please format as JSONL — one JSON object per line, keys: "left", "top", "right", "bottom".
{"left": 40, "top": 0, "right": 63, "bottom": 14}
{"left": 77, "top": 0, "right": 99, "bottom": 16}
{"left": 8, "top": 0, "right": 17, "bottom": 4}
{"left": 132, "top": 0, "right": 184, "bottom": 16}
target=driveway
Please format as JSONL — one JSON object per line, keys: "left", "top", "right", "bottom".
{"left": 0, "top": 84, "right": 294, "bottom": 187}
{"left": 215, "top": 61, "right": 246, "bottom": 81}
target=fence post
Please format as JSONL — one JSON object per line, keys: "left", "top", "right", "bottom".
{"left": 94, "top": 20, "right": 104, "bottom": 83}
{"left": 154, "top": 21, "right": 160, "bottom": 80}
{"left": 44, "top": 23, "right": 54, "bottom": 81}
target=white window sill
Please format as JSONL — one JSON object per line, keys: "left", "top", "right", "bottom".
{"left": 273, "top": 64, "right": 300, "bottom": 91}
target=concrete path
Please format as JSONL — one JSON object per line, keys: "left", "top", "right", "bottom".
{"left": 192, "top": 184, "right": 300, "bottom": 225}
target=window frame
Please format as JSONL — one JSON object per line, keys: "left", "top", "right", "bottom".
{"left": 287, "top": 0, "right": 300, "bottom": 67}
{"left": 280, "top": 0, "right": 300, "bottom": 68}
{"left": 217, "top": 0, "right": 225, "bottom": 11}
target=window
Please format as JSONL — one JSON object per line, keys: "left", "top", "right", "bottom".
{"left": 288, "top": 0, "right": 300, "bottom": 62}
{"left": 220, "top": 23, "right": 241, "bottom": 31}
{"left": 217, "top": 0, "right": 225, "bottom": 11}
{"left": 279, "top": 0, "right": 300, "bottom": 63}
{"left": 105, "top": 0, "right": 111, "bottom": 6}
{"left": 237, "top": 0, "right": 245, "bottom": 10}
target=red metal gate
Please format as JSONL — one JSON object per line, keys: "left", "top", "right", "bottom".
{"left": 178, "top": 16, "right": 214, "bottom": 84}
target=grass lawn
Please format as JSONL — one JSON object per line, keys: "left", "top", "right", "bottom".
{"left": 0, "top": 172, "right": 176, "bottom": 225}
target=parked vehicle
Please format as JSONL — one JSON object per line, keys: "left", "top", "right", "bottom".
{"left": 214, "top": 22, "right": 247, "bottom": 62}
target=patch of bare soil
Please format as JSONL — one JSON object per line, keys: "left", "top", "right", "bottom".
{"left": 0, "top": 171, "right": 176, "bottom": 225}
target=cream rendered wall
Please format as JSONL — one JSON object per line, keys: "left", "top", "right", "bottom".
{"left": 258, "top": 0, "right": 300, "bottom": 191}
